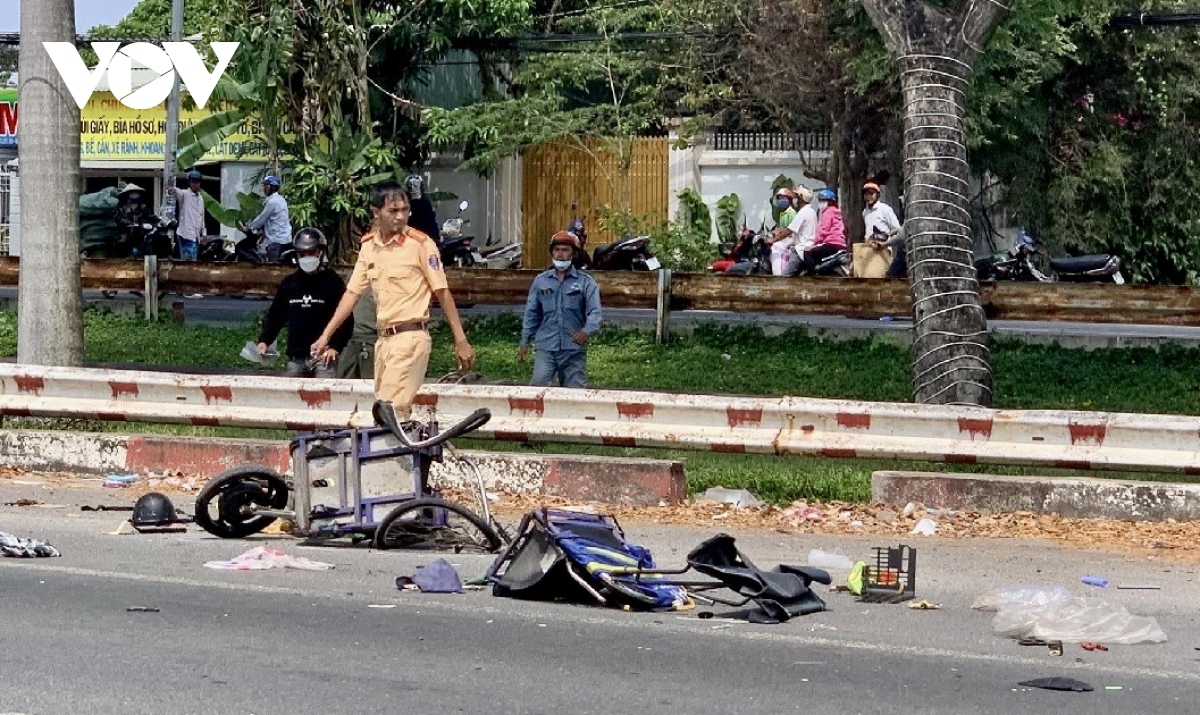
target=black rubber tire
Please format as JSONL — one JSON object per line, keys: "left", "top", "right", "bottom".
{"left": 373, "top": 497, "right": 503, "bottom": 553}
{"left": 194, "top": 466, "right": 290, "bottom": 539}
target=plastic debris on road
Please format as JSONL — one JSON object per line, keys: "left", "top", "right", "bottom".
{"left": 0, "top": 531, "right": 61, "bottom": 557}
{"left": 203, "top": 546, "right": 334, "bottom": 571}
{"left": 698, "top": 487, "right": 762, "bottom": 509}
{"left": 104, "top": 474, "right": 139, "bottom": 489}
{"left": 909, "top": 518, "right": 937, "bottom": 536}
{"left": 973, "top": 584, "right": 1167, "bottom": 645}
{"left": 1018, "top": 677, "right": 1093, "bottom": 692}
{"left": 807, "top": 548, "right": 854, "bottom": 570}
{"left": 396, "top": 558, "right": 465, "bottom": 593}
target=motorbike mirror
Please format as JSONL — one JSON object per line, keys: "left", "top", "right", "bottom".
{"left": 459, "top": 200, "right": 469, "bottom": 212}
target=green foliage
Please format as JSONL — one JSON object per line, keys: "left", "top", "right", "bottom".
{"left": 676, "top": 188, "right": 712, "bottom": 239}
{"left": 649, "top": 220, "right": 714, "bottom": 272}
{"left": 961, "top": 0, "right": 1200, "bottom": 283}
{"left": 202, "top": 190, "right": 264, "bottom": 228}
{"left": 424, "top": 1, "right": 668, "bottom": 206}
{"left": 714, "top": 193, "right": 740, "bottom": 244}
{"left": 86, "top": 0, "right": 227, "bottom": 37}
{"left": 286, "top": 134, "right": 402, "bottom": 257}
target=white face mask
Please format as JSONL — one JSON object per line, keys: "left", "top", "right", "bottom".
{"left": 298, "top": 256, "right": 321, "bottom": 273}
{"left": 552, "top": 259, "right": 573, "bottom": 270}
{"left": 818, "top": 201, "right": 829, "bottom": 211}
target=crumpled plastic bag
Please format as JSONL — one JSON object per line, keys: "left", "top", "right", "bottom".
{"left": 972, "top": 585, "right": 1074, "bottom": 612}
{"left": 239, "top": 341, "right": 279, "bottom": 365}
{"left": 973, "top": 584, "right": 1166, "bottom": 645}
{"left": 204, "top": 546, "right": 334, "bottom": 571}
{"left": 396, "top": 558, "right": 464, "bottom": 593}
{"left": 0, "top": 530, "right": 61, "bottom": 558}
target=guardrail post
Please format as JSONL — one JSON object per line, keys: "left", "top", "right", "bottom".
{"left": 144, "top": 255, "right": 159, "bottom": 322}
{"left": 655, "top": 268, "right": 672, "bottom": 344}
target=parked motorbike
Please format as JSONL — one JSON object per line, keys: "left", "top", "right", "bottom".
{"left": 472, "top": 236, "right": 524, "bottom": 269}
{"left": 795, "top": 247, "right": 852, "bottom": 277}
{"left": 712, "top": 227, "right": 771, "bottom": 275}
{"left": 562, "top": 210, "right": 660, "bottom": 271}
{"left": 122, "top": 215, "right": 178, "bottom": 259}
{"left": 439, "top": 200, "right": 478, "bottom": 268}
{"left": 975, "top": 231, "right": 1124, "bottom": 284}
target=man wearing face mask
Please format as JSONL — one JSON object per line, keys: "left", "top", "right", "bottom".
{"left": 257, "top": 228, "right": 352, "bottom": 378}
{"left": 518, "top": 231, "right": 602, "bottom": 388}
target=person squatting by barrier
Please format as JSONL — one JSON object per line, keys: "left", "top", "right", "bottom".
{"left": 313, "top": 181, "right": 475, "bottom": 418}
{"left": 257, "top": 228, "right": 352, "bottom": 378}
{"left": 518, "top": 231, "right": 602, "bottom": 388}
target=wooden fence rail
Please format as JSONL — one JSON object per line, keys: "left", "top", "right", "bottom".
{"left": 0, "top": 259, "right": 1197, "bottom": 336}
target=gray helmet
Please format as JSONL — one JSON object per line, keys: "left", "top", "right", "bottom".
{"left": 292, "top": 227, "right": 327, "bottom": 253}
{"left": 404, "top": 174, "right": 424, "bottom": 200}
{"left": 185, "top": 169, "right": 202, "bottom": 181}
{"left": 131, "top": 492, "right": 179, "bottom": 530}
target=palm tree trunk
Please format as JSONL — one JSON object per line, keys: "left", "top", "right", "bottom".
{"left": 860, "top": 0, "right": 1009, "bottom": 406}
{"left": 17, "top": 0, "right": 84, "bottom": 365}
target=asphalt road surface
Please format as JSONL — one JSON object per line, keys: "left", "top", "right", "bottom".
{"left": 2, "top": 479, "right": 1198, "bottom": 715}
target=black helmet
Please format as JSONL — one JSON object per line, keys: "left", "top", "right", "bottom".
{"left": 292, "top": 227, "right": 327, "bottom": 253}
{"left": 404, "top": 174, "right": 424, "bottom": 200}
{"left": 131, "top": 492, "right": 179, "bottom": 530}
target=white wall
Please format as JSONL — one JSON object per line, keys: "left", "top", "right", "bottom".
{"left": 426, "top": 154, "right": 521, "bottom": 249}
{"left": 668, "top": 132, "right": 829, "bottom": 241}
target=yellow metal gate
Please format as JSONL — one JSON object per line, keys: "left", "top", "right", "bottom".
{"left": 521, "top": 138, "right": 667, "bottom": 267}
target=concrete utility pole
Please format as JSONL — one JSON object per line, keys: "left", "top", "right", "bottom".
{"left": 162, "top": 0, "right": 184, "bottom": 219}
{"left": 17, "top": 0, "right": 84, "bottom": 365}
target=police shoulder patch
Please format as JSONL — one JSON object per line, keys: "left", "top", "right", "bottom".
{"left": 428, "top": 254, "right": 442, "bottom": 271}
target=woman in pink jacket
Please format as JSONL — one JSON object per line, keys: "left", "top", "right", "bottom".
{"left": 798, "top": 188, "right": 846, "bottom": 274}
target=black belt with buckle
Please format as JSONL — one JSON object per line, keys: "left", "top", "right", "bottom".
{"left": 379, "top": 321, "right": 427, "bottom": 337}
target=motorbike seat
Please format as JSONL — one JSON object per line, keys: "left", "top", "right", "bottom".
{"left": 592, "top": 241, "right": 621, "bottom": 263}
{"left": 1050, "top": 255, "right": 1114, "bottom": 274}
{"left": 815, "top": 249, "right": 850, "bottom": 269}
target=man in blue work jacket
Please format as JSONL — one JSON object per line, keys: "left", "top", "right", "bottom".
{"left": 518, "top": 230, "right": 602, "bottom": 387}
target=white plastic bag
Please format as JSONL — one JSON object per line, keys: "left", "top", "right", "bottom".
{"left": 807, "top": 548, "right": 854, "bottom": 570}
{"left": 972, "top": 585, "right": 1073, "bottom": 612}
{"left": 974, "top": 585, "right": 1166, "bottom": 645}
{"left": 204, "top": 546, "right": 334, "bottom": 571}
{"left": 698, "top": 487, "right": 762, "bottom": 508}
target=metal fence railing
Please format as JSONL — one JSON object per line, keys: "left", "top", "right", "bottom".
{"left": 707, "top": 132, "right": 833, "bottom": 153}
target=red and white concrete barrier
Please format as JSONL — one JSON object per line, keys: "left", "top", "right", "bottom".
{"left": 0, "top": 364, "right": 1197, "bottom": 474}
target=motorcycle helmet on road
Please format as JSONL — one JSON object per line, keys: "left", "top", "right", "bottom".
{"left": 131, "top": 492, "right": 183, "bottom": 532}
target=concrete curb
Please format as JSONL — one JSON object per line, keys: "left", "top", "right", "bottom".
{"left": 0, "top": 429, "right": 685, "bottom": 506}
{"left": 872, "top": 470, "right": 1200, "bottom": 522}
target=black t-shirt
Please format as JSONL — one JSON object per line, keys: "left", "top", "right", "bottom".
{"left": 257, "top": 269, "right": 353, "bottom": 359}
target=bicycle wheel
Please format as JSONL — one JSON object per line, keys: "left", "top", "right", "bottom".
{"left": 194, "top": 466, "right": 290, "bottom": 538}
{"left": 373, "top": 497, "right": 502, "bottom": 553}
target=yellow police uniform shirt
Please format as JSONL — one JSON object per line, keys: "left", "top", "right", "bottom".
{"left": 347, "top": 227, "right": 448, "bottom": 327}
